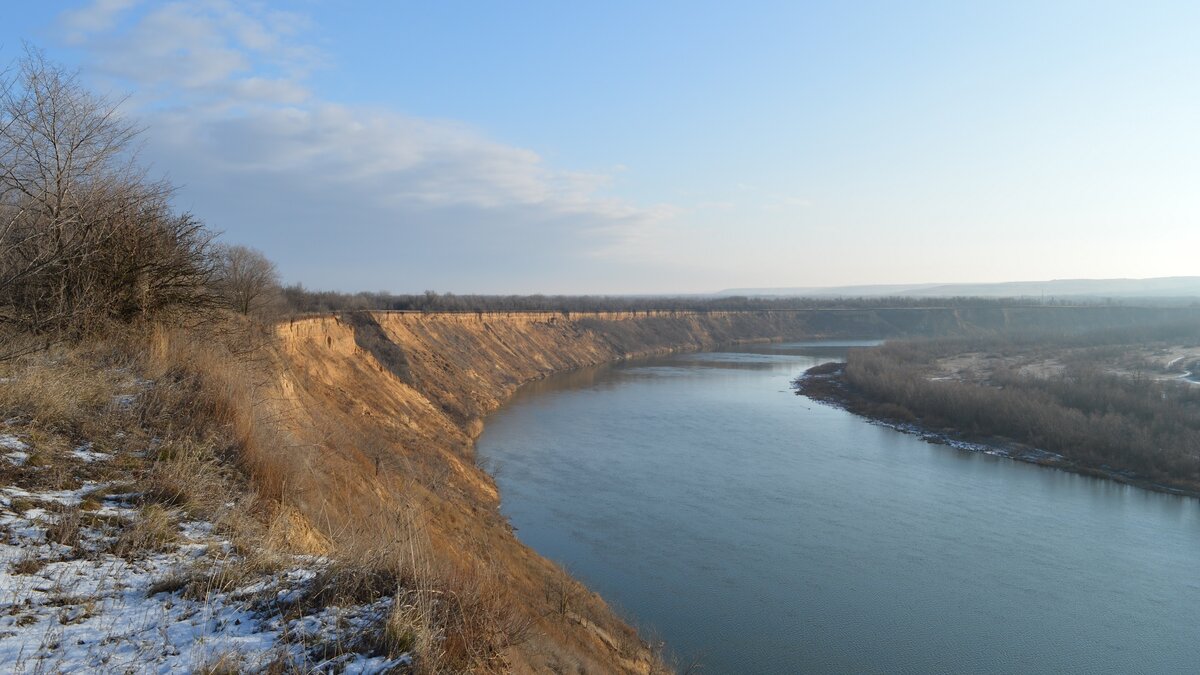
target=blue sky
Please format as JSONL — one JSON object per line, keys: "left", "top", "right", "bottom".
{"left": 3, "top": 1, "right": 1198, "bottom": 293}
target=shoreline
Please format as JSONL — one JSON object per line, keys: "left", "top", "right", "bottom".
{"left": 794, "top": 362, "right": 1200, "bottom": 501}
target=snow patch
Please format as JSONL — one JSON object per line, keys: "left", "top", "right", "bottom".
{"left": 0, "top": 433, "right": 27, "bottom": 451}
{"left": 0, "top": 486, "right": 413, "bottom": 673}
{"left": 3, "top": 451, "right": 28, "bottom": 466}
{"left": 70, "top": 443, "right": 112, "bottom": 463}
{"left": 1, "top": 434, "right": 30, "bottom": 465}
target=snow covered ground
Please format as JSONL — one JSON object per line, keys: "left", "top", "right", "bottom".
{"left": 0, "top": 429, "right": 412, "bottom": 674}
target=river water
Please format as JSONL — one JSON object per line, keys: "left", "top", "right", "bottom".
{"left": 475, "top": 342, "right": 1200, "bottom": 674}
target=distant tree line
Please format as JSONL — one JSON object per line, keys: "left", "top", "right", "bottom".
{"left": 279, "top": 286, "right": 1081, "bottom": 315}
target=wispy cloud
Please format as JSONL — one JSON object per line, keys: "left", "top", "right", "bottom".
{"left": 56, "top": 0, "right": 675, "bottom": 291}
{"left": 60, "top": 0, "right": 140, "bottom": 43}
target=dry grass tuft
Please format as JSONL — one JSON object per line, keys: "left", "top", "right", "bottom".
{"left": 10, "top": 554, "right": 47, "bottom": 575}
{"left": 146, "top": 570, "right": 196, "bottom": 597}
{"left": 195, "top": 651, "right": 243, "bottom": 675}
{"left": 8, "top": 495, "right": 36, "bottom": 514}
{"left": 143, "top": 438, "right": 231, "bottom": 519}
{"left": 0, "top": 357, "right": 118, "bottom": 436}
{"left": 301, "top": 536, "right": 411, "bottom": 610}
{"left": 44, "top": 504, "right": 83, "bottom": 549}
{"left": 111, "top": 504, "right": 178, "bottom": 558}
{"left": 368, "top": 564, "right": 532, "bottom": 673}
{"left": 383, "top": 588, "right": 438, "bottom": 662}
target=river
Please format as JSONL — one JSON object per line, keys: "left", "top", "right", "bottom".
{"left": 475, "top": 341, "right": 1200, "bottom": 674}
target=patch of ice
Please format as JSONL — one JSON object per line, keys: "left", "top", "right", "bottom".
{"left": 71, "top": 443, "right": 112, "bottom": 463}
{"left": 179, "top": 521, "right": 214, "bottom": 540}
{"left": 2, "top": 484, "right": 104, "bottom": 508}
{"left": 0, "top": 433, "right": 27, "bottom": 451}
{"left": 111, "top": 393, "right": 137, "bottom": 408}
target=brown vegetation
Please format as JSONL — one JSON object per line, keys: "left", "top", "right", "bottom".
{"left": 213, "top": 243, "right": 281, "bottom": 316}
{"left": 0, "top": 50, "right": 217, "bottom": 355}
{"left": 798, "top": 327, "right": 1200, "bottom": 494}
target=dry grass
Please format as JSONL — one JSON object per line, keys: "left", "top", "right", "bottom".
{"left": 10, "top": 554, "right": 47, "bottom": 575}
{"left": 147, "top": 553, "right": 268, "bottom": 603}
{"left": 419, "top": 566, "right": 534, "bottom": 673}
{"left": 44, "top": 504, "right": 83, "bottom": 549}
{"left": 142, "top": 438, "right": 231, "bottom": 518}
{"left": 194, "top": 651, "right": 243, "bottom": 675}
{"left": 298, "top": 496, "right": 425, "bottom": 610}
{"left": 7, "top": 495, "right": 36, "bottom": 514}
{"left": 313, "top": 554, "right": 533, "bottom": 673}
{"left": 111, "top": 504, "right": 178, "bottom": 558}
{"left": 137, "top": 322, "right": 305, "bottom": 509}
{"left": 0, "top": 354, "right": 119, "bottom": 436}
{"left": 289, "top": 489, "right": 532, "bottom": 672}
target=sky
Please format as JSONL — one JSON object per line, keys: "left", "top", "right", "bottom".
{"left": 2, "top": 1, "right": 1198, "bottom": 293}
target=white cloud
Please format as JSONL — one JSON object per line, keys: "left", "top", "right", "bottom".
{"left": 55, "top": 0, "right": 675, "bottom": 292}
{"left": 60, "top": 0, "right": 141, "bottom": 43}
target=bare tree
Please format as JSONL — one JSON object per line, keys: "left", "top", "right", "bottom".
{"left": 214, "top": 243, "right": 280, "bottom": 315}
{"left": 0, "top": 47, "right": 216, "bottom": 350}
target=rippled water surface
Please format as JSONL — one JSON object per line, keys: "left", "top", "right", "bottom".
{"left": 476, "top": 342, "right": 1200, "bottom": 674}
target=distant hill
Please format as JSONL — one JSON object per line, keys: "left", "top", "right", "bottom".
{"left": 718, "top": 277, "right": 1200, "bottom": 299}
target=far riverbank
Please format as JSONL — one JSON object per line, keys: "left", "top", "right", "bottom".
{"left": 795, "top": 361, "right": 1200, "bottom": 500}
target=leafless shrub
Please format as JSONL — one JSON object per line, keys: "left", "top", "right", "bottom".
{"left": 546, "top": 568, "right": 586, "bottom": 619}
{"left": 0, "top": 48, "right": 218, "bottom": 356}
